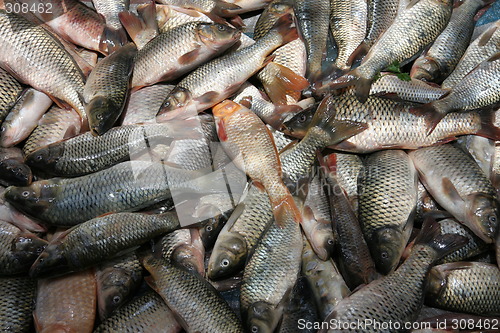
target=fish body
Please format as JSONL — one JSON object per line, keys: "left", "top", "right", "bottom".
{"left": 426, "top": 262, "right": 500, "bottom": 316}
{"left": 457, "top": 135, "right": 495, "bottom": 179}
{"left": 156, "top": 0, "right": 244, "bottom": 17}
{"left": 143, "top": 256, "right": 243, "bottom": 332}
{"left": 0, "top": 88, "right": 53, "bottom": 148}
{"left": 0, "top": 147, "right": 31, "bottom": 186}
{"left": 409, "top": 144, "right": 499, "bottom": 243}
{"left": 363, "top": 0, "right": 400, "bottom": 49}
{"left": 30, "top": 212, "right": 179, "bottom": 278}
{"left": 92, "top": 0, "right": 129, "bottom": 50}
{"left": 0, "top": 276, "right": 35, "bottom": 333}
{"left": 156, "top": 4, "right": 213, "bottom": 33}
{"left": 0, "top": 68, "right": 22, "bottom": 125}
{"left": 122, "top": 84, "right": 174, "bottom": 125}
{"left": 358, "top": 150, "right": 417, "bottom": 274}
{"left": 84, "top": 43, "right": 137, "bottom": 135}
{"left": 0, "top": 10, "right": 86, "bottom": 118}
{"left": 254, "top": 0, "right": 294, "bottom": 40}
{"left": 34, "top": 269, "right": 97, "bottom": 333}
{"left": 96, "top": 252, "right": 142, "bottom": 320}
{"left": 158, "top": 228, "right": 205, "bottom": 275}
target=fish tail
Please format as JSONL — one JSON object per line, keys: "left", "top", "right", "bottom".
{"left": 309, "top": 95, "right": 368, "bottom": 146}
{"left": 272, "top": 14, "right": 298, "bottom": 44}
{"left": 410, "top": 103, "right": 445, "bottom": 136}
{"left": 260, "top": 62, "right": 309, "bottom": 105}
{"left": 270, "top": 193, "right": 302, "bottom": 228}
{"left": 118, "top": 11, "right": 147, "bottom": 50}
{"left": 211, "top": 0, "right": 242, "bottom": 17}
{"left": 476, "top": 110, "right": 500, "bottom": 140}
{"left": 347, "top": 41, "right": 369, "bottom": 68}
{"left": 414, "top": 216, "right": 468, "bottom": 260}
{"left": 313, "top": 69, "right": 362, "bottom": 99}
{"left": 353, "top": 71, "right": 372, "bottom": 104}
{"left": 265, "top": 104, "right": 303, "bottom": 130}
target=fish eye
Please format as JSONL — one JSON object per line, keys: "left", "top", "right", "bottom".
{"left": 206, "top": 225, "right": 213, "bottom": 232}
{"left": 381, "top": 252, "right": 388, "bottom": 259}
{"left": 488, "top": 215, "right": 497, "bottom": 224}
{"left": 36, "top": 154, "right": 43, "bottom": 161}
{"left": 251, "top": 326, "right": 259, "bottom": 333}
{"left": 327, "top": 239, "right": 334, "bottom": 245}
{"left": 298, "top": 114, "right": 307, "bottom": 123}
{"left": 163, "top": 101, "right": 170, "bottom": 108}
{"left": 217, "top": 24, "right": 226, "bottom": 31}
{"left": 97, "top": 114, "right": 104, "bottom": 120}
{"left": 221, "top": 259, "right": 230, "bottom": 267}
{"left": 22, "top": 191, "right": 30, "bottom": 197}
{"left": 113, "top": 295, "right": 121, "bottom": 304}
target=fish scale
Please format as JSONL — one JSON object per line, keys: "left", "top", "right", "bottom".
{"left": 0, "top": 10, "right": 86, "bottom": 119}
{"left": 0, "top": 68, "right": 22, "bottom": 125}
{"left": 363, "top": 0, "right": 400, "bottom": 48}
{"left": 0, "top": 276, "right": 35, "bottom": 333}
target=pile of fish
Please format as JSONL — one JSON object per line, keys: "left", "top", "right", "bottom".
{"left": 0, "top": 0, "right": 500, "bottom": 332}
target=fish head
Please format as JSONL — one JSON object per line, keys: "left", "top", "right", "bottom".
{"left": 268, "top": 0, "right": 294, "bottom": 16}
{"left": 207, "top": 232, "right": 246, "bottom": 279}
{"left": 245, "top": 301, "right": 281, "bottom": 333}
{"left": 371, "top": 227, "right": 404, "bottom": 275}
{"left": 29, "top": 244, "right": 71, "bottom": 279}
{"left": 466, "top": 193, "right": 499, "bottom": 243}
{"left": 25, "top": 145, "right": 64, "bottom": 173}
{"left": 12, "top": 233, "right": 48, "bottom": 266}
{"left": 281, "top": 106, "right": 315, "bottom": 138}
{"left": 87, "top": 97, "right": 120, "bottom": 136}
{"left": 97, "top": 269, "right": 136, "bottom": 319}
{"left": 4, "top": 183, "right": 56, "bottom": 217}
{"left": 158, "top": 87, "right": 192, "bottom": 114}
{"left": 410, "top": 57, "right": 439, "bottom": 82}
{"left": 425, "top": 265, "right": 447, "bottom": 301}
{"left": 198, "top": 23, "right": 241, "bottom": 50}
{"left": 0, "top": 159, "right": 32, "bottom": 186}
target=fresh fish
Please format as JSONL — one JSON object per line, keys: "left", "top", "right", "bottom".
{"left": 30, "top": 212, "right": 180, "bottom": 278}
{"left": 0, "top": 186, "right": 46, "bottom": 233}
{"left": 358, "top": 150, "right": 418, "bottom": 274}
{"left": 22, "top": 106, "right": 81, "bottom": 156}
{"left": 239, "top": 201, "right": 302, "bottom": 333}
{"left": 319, "top": 0, "right": 453, "bottom": 102}
{"left": 283, "top": 95, "right": 500, "bottom": 153}
{"left": 143, "top": 256, "right": 243, "bottom": 332}
{"left": 132, "top": 22, "right": 240, "bottom": 89}
{"left": 94, "top": 290, "right": 182, "bottom": 333}
{"left": 118, "top": 4, "right": 158, "bottom": 50}
{"left": 293, "top": 0, "right": 330, "bottom": 81}
{"left": 415, "top": 181, "right": 440, "bottom": 225}
{"left": 92, "top": 0, "right": 130, "bottom": 51}
{"left": 6, "top": 161, "right": 228, "bottom": 226}
{"left": 156, "top": 4, "right": 213, "bottom": 33}
{"left": 436, "top": 218, "right": 489, "bottom": 264}
{"left": 443, "top": 20, "right": 500, "bottom": 89}
{"left": 301, "top": 237, "right": 350, "bottom": 320}
{"left": 409, "top": 143, "right": 499, "bottom": 243}
{"left": 34, "top": 269, "right": 97, "bottom": 333}
{"left": 0, "top": 10, "right": 86, "bottom": 118}
{"left": 25, "top": 121, "right": 202, "bottom": 177}
{"left": 426, "top": 262, "right": 500, "bottom": 316}
{"left": 322, "top": 155, "right": 378, "bottom": 289}
{"left": 0, "top": 220, "right": 46, "bottom": 275}
{"left": 411, "top": 0, "right": 487, "bottom": 83}
{"left": 0, "top": 147, "right": 31, "bottom": 186}
{"left": 96, "top": 252, "right": 143, "bottom": 320}
{"left": 157, "top": 228, "right": 205, "bottom": 275}
{"left": 0, "top": 68, "right": 22, "bottom": 125}
{"left": 253, "top": 0, "right": 294, "bottom": 40}
{"left": 369, "top": 74, "right": 449, "bottom": 103}
{"left": 157, "top": 14, "right": 297, "bottom": 120}
{"left": 122, "top": 84, "right": 174, "bottom": 125}
{"left": 199, "top": 210, "right": 231, "bottom": 249}
{"left": 0, "top": 276, "right": 35, "bottom": 333}
{"left": 419, "top": 52, "right": 500, "bottom": 132}
{"left": 361, "top": 0, "right": 400, "bottom": 50}
{"left": 84, "top": 43, "right": 137, "bottom": 136}
{"left": 319, "top": 219, "right": 467, "bottom": 333}
{"left": 156, "top": 0, "right": 244, "bottom": 17}
{"left": 329, "top": 0, "right": 368, "bottom": 71}
{"left": 0, "top": 88, "right": 53, "bottom": 147}
{"left": 457, "top": 135, "right": 495, "bottom": 178}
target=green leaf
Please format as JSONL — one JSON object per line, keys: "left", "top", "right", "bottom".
{"left": 386, "top": 61, "right": 402, "bottom": 73}
{"left": 396, "top": 73, "right": 411, "bottom": 81}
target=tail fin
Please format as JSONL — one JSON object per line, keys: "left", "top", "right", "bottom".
{"left": 313, "top": 70, "right": 361, "bottom": 99}
{"left": 353, "top": 74, "right": 373, "bottom": 104}
{"left": 308, "top": 95, "right": 368, "bottom": 146}
{"left": 270, "top": 193, "right": 302, "bottom": 228}
{"left": 410, "top": 103, "right": 445, "bottom": 136}
{"left": 476, "top": 110, "right": 500, "bottom": 140}
{"left": 211, "top": 0, "right": 242, "bottom": 17}
{"left": 347, "top": 41, "right": 369, "bottom": 68}
{"left": 259, "top": 62, "right": 309, "bottom": 105}
{"left": 100, "top": 26, "right": 128, "bottom": 55}
{"left": 265, "top": 104, "right": 303, "bottom": 130}
{"left": 119, "top": 10, "right": 157, "bottom": 50}
{"left": 272, "top": 14, "right": 298, "bottom": 45}
{"left": 414, "top": 217, "right": 468, "bottom": 260}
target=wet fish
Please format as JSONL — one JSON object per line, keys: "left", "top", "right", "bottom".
{"left": 122, "top": 84, "right": 174, "bottom": 125}
{"left": 0, "top": 10, "right": 86, "bottom": 119}
{"left": 143, "top": 256, "right": 243, "bottom": 332}
{"left": 0, "top": 186, "right": 45, "bottom": 233}
{"left": 94, "top": 290, "right": 182, "bottom": 333}
{"left": 457, "top": 135, "right": 495, "bottom": 179}
{"left": 156, "top": 0, "right": 243, "bottom": 17}
{"left": 283, "top": 94, "right": 500, "bottom": 153}
{"left": 157, "top": 228, "right": 205, "bottom": 275}
{"left": 0, "top": 219, "right": 46, "bottom": 275}
{"left": 361, "top": 0, "right": 400, "bottom": 50}
{"left": 319, "top": 219, "right": 467, "bottom": 333}
{"left": 426, "top": 262, "right": 500, "bottom": 316}
{"left": 156, "top": 4, "right": 213, "bottom": 33}
{"left": 319, "top": 0, "right": 452, "bottom": 102}
{"left": 301, "top": 237, "right": 350, "bottom": 320}
{"left": 30, "top": 212, "right": 180, "bottom": 278}
{"left": 322, "top": 155, "right": 377, "bottom": 289}
{"left": 0, "top": 88, "right": 53, "bottom": 147}
{"left": 443, "top": 20, "right": 500, "bottom": 89}
{"left": 84, "top": 43, "right": 137, "bottom": 136}
{"left": 240, "top": 200, "right": 302, "bottom": 333}
{"left": 253, "top": 0, "right": 294, "bottom": 40}
{"left": 96, "top": 252, "right": 142, "bottom": 320}
{"left": 0, "top": 276, "right": 35, "bottom": 333}
{"left": 411, "top": 0, "right": 487, "bottom": 83}
{"left": 329, "top": 0, "right": 368, "bottom": 71}
{"left": 409, "top": 143, "right": 499, "bottom": 243}
{"left": 157, "top": 14, "right": 297, "bottom": 120}
{"left": 92, "top": 0, "right": 129, "bottom": 51}
{"left": 132, "top": 22, "right": 240, "bottom": 89}
{"left": 358, "top": 150, "right": 418, "bottom": 274}
{"left": 0, "top": 68, "right": 22, "bottom": 125}
{"left": 34, "top": 269, "right": 97, "bottom": 333}
{"left": 0, "top": 147, "right": 31, "bottom": 186}
{"left": 415, "top": 181, "right": 440, "bottom": 225}
{"left": 294, "top": 0, "right": 330, "bottom": 81}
